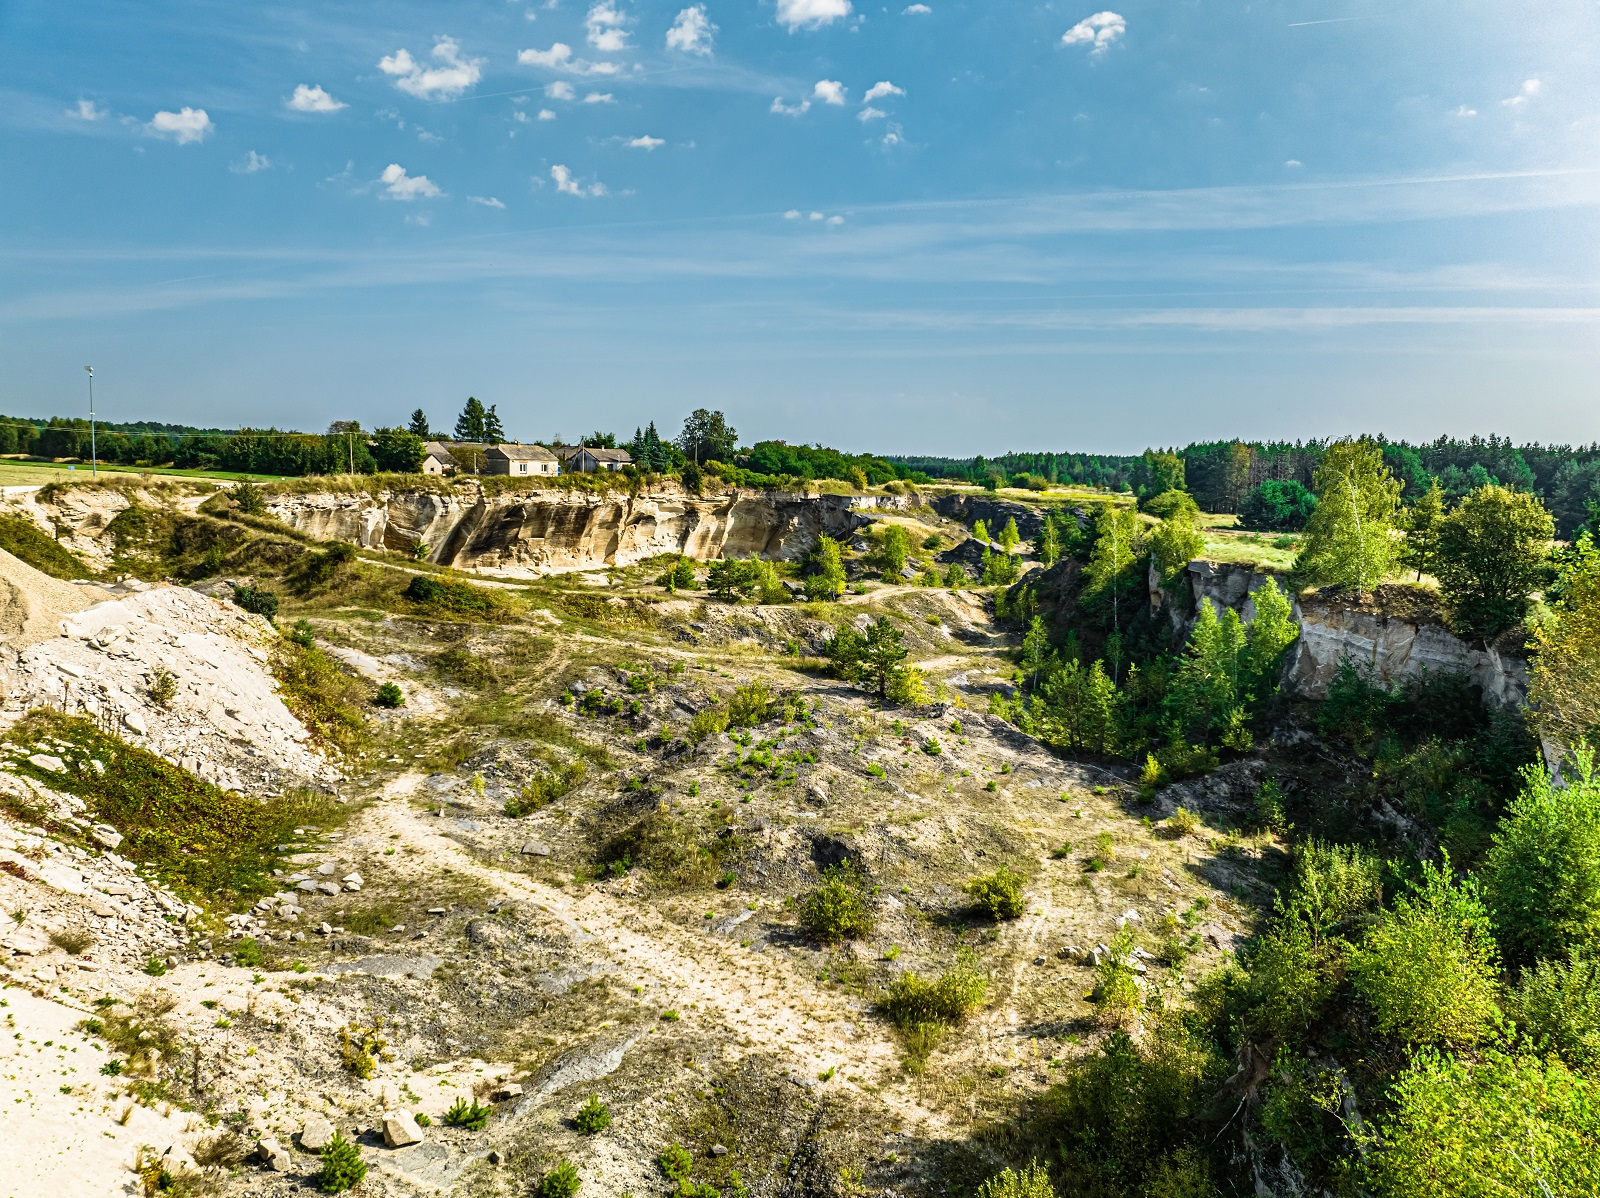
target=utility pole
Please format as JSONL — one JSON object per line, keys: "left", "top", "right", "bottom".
{"left": 348, "top": 431, "right": 354, "bottom": 475}
{"left": 84, "top": 366, "right": 97, "bottom": 478}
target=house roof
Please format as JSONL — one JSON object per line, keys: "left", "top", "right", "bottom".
{"left": 488, "top": 443, "right": 558, "bottom": 461}
{"left": 583, "top": 447, "right": 633, "bottom": 462}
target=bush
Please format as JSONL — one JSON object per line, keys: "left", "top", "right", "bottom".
{"left": 230, "top": 481, "right": 267, "bottom": 516}
{"left": 1366, "top": 1049, "right": 1600, "bottom": 1198}
{"left": 655, "top": 556, "right": 698, "bottom": 591}
{"left": 881, "top": 956, "right": 987, "bottom": 1028}
{"left": 799, "top": 863, "right": 874, "bottom": 943}
{"left": 339, "top": 1023, "right": 385, "bottom": 1079}
{"left": 539, "top": 1160, "right": 582, "bottom": 1198}
{"left": 574, "top": 1094, "right": 612, "bottom": 1134}
{"left": 686, "top": 706, "right": 730, "bottom": 743}
{"left": 403, "top": 572, "right": 507, "bottom": 620}
{"left": 726, "top": 680, "right": 775, "bottom": 727}
{"left": 316, "top": 1131, "right": 367, "bottom": 1194}
{"left": 233, "top": 937, "right": 264, "bottom": 968}
{"left": 295, "top": 541, "right": 357, "bottom": 590}
{"left": 1508, "top": 949, "right": 1600, "bottom": 1069}
{"left": 965, "top": 866, "right": 1026, "bottom": 920}
{"left": 1167, "top": 807, "right": 1200, "bottom": 838}
{"left": 232, "top": 585, "right": 279, "bottom": 621}
{"left": 288, "top": 618, "right": 317, "bottom": 649}
{"left": 443, "top": 1096, "right": 490, "bottom": 1130}
{"left": 975, "top": 1161, "right": 1055, "bottom": 1198}
{"left": 1483, "top": 756, "right": 1600, "bottom": 968}
{"left": 503, "top": 762, "right": 587, "bottom": 817}
{"left": 1092, "top": 925, "right": 1142, "bottom": 1026}
{"left": 372, "top": 681, "right": 405, "bottom": 708}
{"left": 1346, "top": 860, "right": 1502, "bottom": 1048}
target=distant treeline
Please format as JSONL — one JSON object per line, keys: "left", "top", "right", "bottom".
{"left": 0, "top": 415, "right": 379, "bottom": 476}
{"left": 894, "top": 435, "right": 1600, "bottom": 536}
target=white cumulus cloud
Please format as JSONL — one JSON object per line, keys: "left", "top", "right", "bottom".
{"left": 148, "top": 108, "right": 213, "bottom": 144}
{"left": 287, "top": 84, "right": 346, "bottom": 113}
{"left": 380, "top": 162, "right": 442, "bottom": 199}
{"left": 784, "top": 209, "right": 802, "bottom": 219}
{"left": 1061, "top": 11, "right": 1125, "bottom": 53}
{"left": 67, "top": 99, "right": 105, "bottom": 121}
{"left": 539, "top": 108, "right": 557, "bottom": 120}
{"left": 583, "top": 92, "right": 615, "bottom": 103}
{"left": 546, "top": 80, "right": 577, "bottom": 100}
{"left": 231, "top": 150, "right": 271, "bottom": 173}
{"left": 857, "top": 106, "right": 884, "bottom": 121}
{"left": 863, "top": 81, "right": 904, "bottom": 103}
{"left": 628, "top": 134, "right": 665, "bottom": 148}
{"left": 468, "top": 195, "right": 506, "bottom": 208}
{"left": 1502, "top": 78, "right": 1541, "bottom": 107}
{"left": 813, "top": 79, "right": 846, "bottom": 105}
{"left": 771, "top": 97, "right": 810, "bottom": 115}
{"left": 517, "top": 42, "right": 621, "bottom": 74}
{"left": 1454, "top": 105, "right": 1478, "bottom": 117}
{"left": 902, "top": 3, "right": 931, "bottom": 12}
{"left": 826, "top": 214, "right": 844, "bottom": 225}
{"left": 667, "top": 4, "right": 716, "bottom": 54}
{"left": 776, "top": 0, "right": 851, "bottom": 31}
{"left": 551, "top": 164, "right": 607, "bottom": 196}
{"left": 378, "top": 37, "right": 483, "bottom": 100}
{"left": 586, "top": 2, "right": 630, "bottom": 51}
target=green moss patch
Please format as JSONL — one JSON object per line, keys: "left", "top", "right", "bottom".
{"left": 4, "top": 711, "right": 338, "bottom": 906}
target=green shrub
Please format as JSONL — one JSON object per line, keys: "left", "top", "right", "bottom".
{"left": 881, "top": 956, "right": 987, "bottom": 1028}
{"left": 504, "top": 762, "right": 587, "bottom": 817}
{"left": 799, "top": 863, "right": 874, "bottom": 943}
{"left": 443, "top": 1096, "right": 490, "bottom": 1131}
{"left": 404, "top": 572, "right": 508, "bottom": 620}
{"left": 1167, "top": 807, "right": 1200, "bottom": 838}
{"left": 1366, "top": 1049, "right": 1600, "bottom": 1197}
{"left": 288, "top": 618, "right": 317, "bottom": 649}
{"left": 1284, "top": 840, "right": 1383, "bottom": 938}
{"left": 726, "top": 680, "right": 775, "bottom": 727}
{"left": 965, "top": 866, "right": 1026, "bottom": 920}
{"left": 339, "top": 1023, "right": 385, "bottom": 1079}
{"left": 1508, "top": 949, "right": 1600, "bottom": 1069}
{"left": 232, "top": 585, "right": 279, "bottom": 621}
{"left": 1092, "top": 925, "right": 1142, "bottom": 1026}
{"left": 142, "top": 956, "right": 167, "bottom": 976}
{"left": 372, "top": 681, "right": 405, "bottom": 708}
{"left": 656, "top": 557, "right": 698, "bottom": 591}
{"left": 686, "top": 707, "right": 730, "bottom": 743}
{"left": 233, "top": 937, "right": 264, "bottom": 968}
{"left": 295, "top": 541, "right": 356, "bottom": 590}
{"left": 316, "top": 1131, "right": 367, "bottom": 1194}
{"left": 539, "top": 1160, "right": 581, "bottom": 1198}
{"left": 975, "top": 1161, "right": 1055, "bottom": 1198}
{"left": 1484, "top": 756, "right": 1600, "bottom": 968}
{"left": 230, "top": 481, "right": 267, "bottom": 516}
{"left": 574, "top": 1094, "right": 612, "bottom": 1134}
{"left": 1347, "top": 860, "right": 1502, "bottom": 1048}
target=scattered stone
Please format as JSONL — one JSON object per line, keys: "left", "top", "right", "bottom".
{"left": 27, "top": 754, "right": 65, "bottom": 774}
{"left": 316, "top": 881, "right": 341, "bottom": 896}
{"left": 257, "top": 1136, "right": 294, "bottom": 1172}
{"left": 89, "top": 824, "right": 123, "bottom": 850}
{"left": 299, "top": 1113, "right": 335, "bottom": 1153}
{"left": 711, "top": 1144, "right": 729, "bottom": 1157}
{"left": 487, "top": 1150, "right": 502, "bottom": 1166}
{"left": 519, "top": 840, "right": 552, "bottom": 857}
{"left": 427, "top": 907, "right": 446, "bottom": 915}
{"left": 317, "top": 922, "right": 333, "bottom": 936}
{"left": 316, "top": 863, "right": 336, "bottom": 876}
{"left": 295, "top": 879, "right": 320, "bottom": 894}
{"left": 382, "top": 1111, "right": 424, "bottom": 1149}
{"left": 1033, "top": 956, "right": 1046, "bottom": 966}
{"left": 123, "top": 711, "right": 147, "bottom": 736}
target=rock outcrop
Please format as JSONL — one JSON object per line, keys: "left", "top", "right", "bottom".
{"left": 0, "top": 569, "right": 336, "bottom": 791}
{"left": 1153, "top": 559, "right": 1528, "bottom": 708}
{"left": 266, "top": 484, "right": 900, "bottom": 575}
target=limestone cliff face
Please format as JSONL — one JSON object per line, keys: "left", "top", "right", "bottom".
{"left": 1148, "top": 559, "right": 1528, "bottom": 708}
{"left": 267, "top": 485, "right": 899, "bottom": 575}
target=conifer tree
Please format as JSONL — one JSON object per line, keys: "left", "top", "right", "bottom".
{"left": 1401, "top": 478, "right": 1446, "bottom": 581}
{"left": 483, "top": 404, "right": 506, "bottom": 443}
{"left": 454, "top": 397, "right": 487, "bottom": 442}
{"left": 407, "top": 408, "right": 430, "bottom": 438}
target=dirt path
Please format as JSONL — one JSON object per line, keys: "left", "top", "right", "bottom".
{"left": 362, "top": 776, "right": 953, "bottom": 1133}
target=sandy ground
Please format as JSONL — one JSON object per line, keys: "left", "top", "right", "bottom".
{"left": 0, "top": 986, "right": 195, "bottom": 1198}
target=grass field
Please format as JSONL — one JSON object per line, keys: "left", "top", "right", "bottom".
{"left": 0, "top": 458, "right": 283, "bottom": 487}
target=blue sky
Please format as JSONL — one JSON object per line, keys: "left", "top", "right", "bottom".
{"left": 2, "top": 0, "right": 1598, "bottom": 454}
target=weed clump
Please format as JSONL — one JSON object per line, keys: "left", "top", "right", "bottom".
{"left": 339, "top": 1023, "right": 385, "bottom": 1079}
{"left": 976, "top": 1161, "right": 1056, "bottom": 1198}
{"left": 232, "top": 937, "right": 264, "bottom": 968}
{"left": 1168, "top": 807, "right": 1201, "bottom": 838}
{"left": 799, "top": 863, "right": 874, "bottom": 943}
{"left": 504, "top": 762, "right": 587, "bottom": 817}
{"left": 966, "top": 866, "right": 1026, "bottom": 920}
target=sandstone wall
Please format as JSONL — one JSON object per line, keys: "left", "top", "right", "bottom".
{"left": 267, "top": 485, "right": 899, "bottom": 575}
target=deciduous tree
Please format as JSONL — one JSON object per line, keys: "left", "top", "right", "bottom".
{"left": 1295, "top": 439, "right": 1403, "bottom": 594}
{"left": 1434, "top": 484, "right": 1553, "bottom": 639}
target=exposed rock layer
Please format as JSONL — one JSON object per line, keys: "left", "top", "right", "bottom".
{"left": 267, "top": 485, "right": 901, "bottom": 575}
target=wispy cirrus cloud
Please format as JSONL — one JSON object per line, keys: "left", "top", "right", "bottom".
{"left": 67, "top": 99, "right": 105, "bottom": 121}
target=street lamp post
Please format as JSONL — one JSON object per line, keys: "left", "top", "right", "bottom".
{"left": 84, "top": 366, "right": 97, "bottom": 478}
